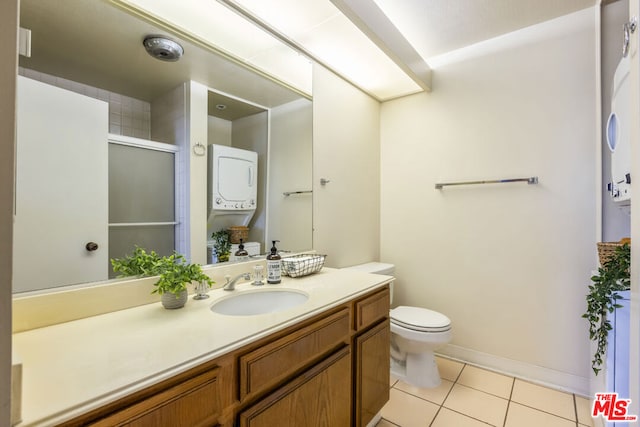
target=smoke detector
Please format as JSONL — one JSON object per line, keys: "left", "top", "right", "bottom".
{"left": 143, "top": 36, "right": 184, "bottom": 62}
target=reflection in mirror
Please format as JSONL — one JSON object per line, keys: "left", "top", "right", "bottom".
{"left": 14, "top": 0, "right": 312, "bottom": 293}
{"left": 268, "top": 99, "right": 313, "bottom": 252}
{"left": 206, "top": 91, "right": 266, "bottom": 261}
{"left": 108, "top": 139, "right": 177, "bottom": 279}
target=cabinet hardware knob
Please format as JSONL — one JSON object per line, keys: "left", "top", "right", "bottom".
{"left": 85, "top": 242, "right": 99, "bottom": 252}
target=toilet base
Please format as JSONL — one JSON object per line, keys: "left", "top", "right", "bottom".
{"left": 390, "top": 350, "right": 442, "bottom": 389}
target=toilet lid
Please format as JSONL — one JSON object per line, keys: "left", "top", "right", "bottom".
{"left": 390, "top": 306, "right": 451, "bottom": 333}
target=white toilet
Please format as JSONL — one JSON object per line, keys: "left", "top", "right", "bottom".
{"left": 344, "top": 262, "right": 452, "bottom": 388}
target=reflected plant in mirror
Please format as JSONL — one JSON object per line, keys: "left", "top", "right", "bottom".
{"left": 210, "top": 230, "right": 231, "bottom": 263}
{"left": 110, "top": 247, "right": 166, "bottom": 278}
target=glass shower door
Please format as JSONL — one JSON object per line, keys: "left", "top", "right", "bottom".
{"left": 108, "top": 137, "right": 178, "bottom": 277}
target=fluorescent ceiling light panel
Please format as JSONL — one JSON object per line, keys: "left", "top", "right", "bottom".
{"left": 226, "top": 0, "right": 423, "bottom": 100}
{"left": 113, "top": 0, "right": 312, "bottom": 94}
{"left": 330, "top": 0, "right": 431, "bottom": 91}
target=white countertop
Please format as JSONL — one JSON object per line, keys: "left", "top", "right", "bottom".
{"left": 12, "top": 268, "right": 393, "bottom": 426}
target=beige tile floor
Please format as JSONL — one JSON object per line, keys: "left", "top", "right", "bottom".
{"left": 378, "top": 357, "right": 594, "bottom": 427}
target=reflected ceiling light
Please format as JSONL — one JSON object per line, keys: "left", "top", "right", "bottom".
{"left": 219, "top": 0, "right": 425, "bottom": 101}
{"left": 115, "top": 0, "right": 425, "bottom": 101}
{"left": 112, "top": 0, "right": 312, "bottom": 96}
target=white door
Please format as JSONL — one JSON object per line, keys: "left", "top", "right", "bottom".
{"left": 14, "top": 76, "right": 108, "bottom": 292}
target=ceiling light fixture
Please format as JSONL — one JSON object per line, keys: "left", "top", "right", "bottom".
{"left": 143, "top": 35, "right": 184, "bottom": 61}
{"left": 114, "top": 0, "right": 312, "bottom": 96}
{"left": 217, "top": 0, "right": 424, "bottom": 100}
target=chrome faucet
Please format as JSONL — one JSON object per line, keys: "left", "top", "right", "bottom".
{"left": 223, "top": 272, "right": 251, "bottom": 291}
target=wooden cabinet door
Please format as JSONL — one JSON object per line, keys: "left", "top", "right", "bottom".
{"left": 355, "top": 320, "right": 390, "bottom": 427}
{"left": 89, "top": 367, "right": 222, "bottom": 427}
{"left": 239, "top": 308, "right": 350, "bottom": 401}
{"left": 238, "top": 347, "right": 351, "bottom": 427}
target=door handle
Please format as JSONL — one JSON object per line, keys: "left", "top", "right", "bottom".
{"left": 85, "top": 242, "right": 99, "bottom": 252}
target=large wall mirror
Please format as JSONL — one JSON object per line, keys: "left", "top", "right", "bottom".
{"left": 14, "top": 0, "right": 313, "bottom": 294}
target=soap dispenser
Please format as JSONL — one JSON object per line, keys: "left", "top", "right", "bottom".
{"left": 235, "top": 239, "right": 249, "bottom": 262}
{"left": 266, "top": 240, "right": 281, "bottom": 284}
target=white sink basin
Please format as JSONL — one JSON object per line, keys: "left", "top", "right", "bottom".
{"left": 210, "top": 289, "right": 309, "bottom": 316}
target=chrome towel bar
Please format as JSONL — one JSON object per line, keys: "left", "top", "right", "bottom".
{"left": 283, "top": 190, "right": 312, "bottom": 197}
{"left": 435, "top": 176, "right": 538, "bottom": 190}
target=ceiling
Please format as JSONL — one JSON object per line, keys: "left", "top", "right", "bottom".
{"left": 207, "top": 91, "right": 266, "bottom": 121}
{"left": 18, "top": 0, "right": 305, "bottom": 110}
{"left": 372, "top": 0, "right": 598, "bottom": 60}
{"left": 19, "top": 0, "right": 598, "bottom": 104}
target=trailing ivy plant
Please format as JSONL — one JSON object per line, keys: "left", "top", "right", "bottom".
{"left": 583, "top": 243, "right": 630, "bottom": 375}
{"left": 111, "top": 247, "right": 213, "bottom": 296}
{"left": 111, "top": 246, "right": 166, "bottom": 277}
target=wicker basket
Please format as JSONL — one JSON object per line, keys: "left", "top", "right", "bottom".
{"left": 281, "top": 254, "right": 327, "bottom": 278}
{"left": 597, "top": 239, "right": 630, "bottom": 266}
{"left": 228, "top": 226, "right": 249, "bottom": 244}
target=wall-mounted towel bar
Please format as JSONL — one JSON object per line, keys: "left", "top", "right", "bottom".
{"left": 435, "top": 176, "right": 538, "bottom": 190}
{"left": 283, "top": 190, "right": 313, "bottom": 197}
{"left": 108, "top": 221, "right": 179, "bottom": 227}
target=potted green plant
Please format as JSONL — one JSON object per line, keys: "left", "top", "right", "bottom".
{"left": 111, "top": 247, "right": 214, "bottom": 309}
{"left": 583, "top": 243, "right": 630, "bottom": 374}
{"left": 211, "top": 229, "right": 231, "bottom": 262}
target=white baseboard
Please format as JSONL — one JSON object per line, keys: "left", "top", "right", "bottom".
{"left": 438, "top": 344, "right": 590, "bottom": 397}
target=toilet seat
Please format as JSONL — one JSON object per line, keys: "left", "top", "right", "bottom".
{"left": 391, "top": 306, "right": 451, "bottom": 333}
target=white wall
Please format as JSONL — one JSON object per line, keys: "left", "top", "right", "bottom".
{"left": 312, "top": 64, "right": 381, "bottom": 268}
{"left": 152, "top": 84, "right": 186, "bottom": 145}
{"left": 268, "top": 98, "right": 313, "bottom": 252}
{"left": 187, "top": 81, "right": 209, "bottom": 264}
{"left": 207, "top": 115, "right": 232, "bottom": 147}
{"left": 380, "top": 9, "right": 598, "bottom": 394}
{"left": 233, "top": 112, "right": 269, "bottom": 249}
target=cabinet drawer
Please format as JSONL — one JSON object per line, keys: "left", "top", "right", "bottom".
{"left": 238, "top": 347, "right": 351, "bottom": 427}
{"left": 239, "top": 308, "right": 350, "bottom": 400}
{"left": 90, "top": 367, "right": 221, "bottom": 427}
{"left": 354, "top": 287, "right": 390, "bottom": 331}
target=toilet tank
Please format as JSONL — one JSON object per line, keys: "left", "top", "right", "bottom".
{"left": 343, "top": 262, "right": 395, "bottom": 304}
{"left": 344, "top": 262, "right": 395, "bottom": 275}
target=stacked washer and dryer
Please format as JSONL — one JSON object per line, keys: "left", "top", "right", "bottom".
{"left": 606, "top": 55, "right": 632, "bottom": 210}
{"left": 207, "top": 145, "right": 260, "bottom": 262}
{"left": 345, "top": 262, "right": 452, "bottom": 388}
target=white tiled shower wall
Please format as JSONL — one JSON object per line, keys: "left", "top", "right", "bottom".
{"left": 18, "top": 67, "right": 151, "bottom": 139}
{"left": 151, "top": 84, "right": 189, "bottom": 258}
{"left": 151, "top": 83, "right": 186, "bottom": 145}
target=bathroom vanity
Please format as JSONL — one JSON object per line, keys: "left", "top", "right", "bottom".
{"left": 12, "top": 268, "right": 392, "bottom": 427}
